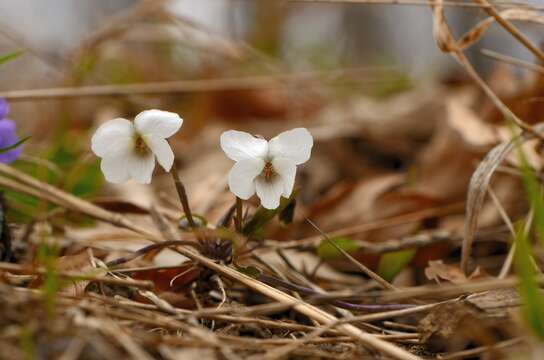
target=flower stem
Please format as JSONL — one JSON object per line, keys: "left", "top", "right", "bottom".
{"left": 171, "top": 162, "right": 196, "bottom": 229}
{"left": 235, "top": 197, "right": 243, "bottom": 232}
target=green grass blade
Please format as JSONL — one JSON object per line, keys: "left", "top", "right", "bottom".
{"left": 0, "top": 136, "right": 30, "bottom": 154}
{"left": 0, "top": 49, "right": 23, "bottom": 66}
{"left": 514, "top": 134, "right": 544, "bottom": 338}
{"left": 514, "top": 225, "right": 544, "bottom": 338}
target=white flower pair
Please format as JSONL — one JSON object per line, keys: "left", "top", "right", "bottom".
{"left": 91, "top": 109, "right": 313, "bottom": 209}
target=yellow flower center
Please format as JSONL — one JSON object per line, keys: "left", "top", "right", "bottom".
{"left": 134, "top": 135, "right": 149, "bottom": 156}
{"left": 262, "top": 162, "right": 275, "bottom": 182}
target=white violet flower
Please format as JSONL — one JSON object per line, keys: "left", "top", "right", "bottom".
{"left": 91, "top": 109, "right": 183, "bottom": 184}
{"left": 220, "top": 128, "right": 313, "bottom": 209}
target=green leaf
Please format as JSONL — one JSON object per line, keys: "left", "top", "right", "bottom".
{"left": 514, "top": 225, "right": 544, "bottom": 338}
{"left": 317, "top": 237, "right": 359, "bottom": 260}
{"left": 514, "top": 135, "right": 544, "bottom": 338}
{"left": 0, "top": 136, "right": 30, "bottom": 154}
{"left": 377, "top": 249, "right": 415, "bottom": 282}
{"left": 0, "top": 49, "right": 23, "bottom": 66}
{"left": 242, "top": 190, "right": 298, "bottom": 236}
{"left": 235, "top": 265, "right": 262, "bottom": 278}
{"left": 516, "top": 139, "right": 544, "bottom": 245}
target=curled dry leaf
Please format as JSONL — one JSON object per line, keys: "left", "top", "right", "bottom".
{"left": 457, "top": 8, "right": 544, "bottom": 51}
{"left": 462, "top": 124, "right": 544, "bottom": 274}
{"left": 425, "top": 260, "right": 485, "bottom": 284}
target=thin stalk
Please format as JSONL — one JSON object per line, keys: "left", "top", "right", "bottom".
{"left": 235, "top": 197, "right": 243, "bottom": 232}
{"left": 171, "top": 162, "right": 196, "bottom": 228}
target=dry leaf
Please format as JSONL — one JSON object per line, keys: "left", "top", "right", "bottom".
{"left": 446, "top": 97, "right": 496, "bottom": 147}
{"left": 419, "top": 302, "right": 513, "bottom": 352}
{"left": 424, "top": 260, "right": 485, "bottom": 284}
{"left": 462, "top": 124, "right": 544, "bottom": 273}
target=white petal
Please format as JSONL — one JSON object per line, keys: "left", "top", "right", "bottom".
{"left": 228, "top": 158, "right": 265, "bottom": 199}
{"left": 91, "top": 118, "right": 134, "bottom": 158}
{"left": 127, "top": 153, "right": 156, "bottom": 184}
{"left": 220, "top": 130, "right": 268, "bottom": 161}
{"left": 255, "top": 177, "right": 284, "bottom": 210}
{"left": 272, "top": 157, "right": 297, "bottom": 197}
{"left": 146, "top": 136, "right": 174, "bottom": 172}
{"left": 100, "top": 156, "right": 130, "bottom": 183}
{"left": 134, "top": 109, "right": 183, "bottom": 139}
{"left": 268, "top": 128, "right": 313, "bottom": 165}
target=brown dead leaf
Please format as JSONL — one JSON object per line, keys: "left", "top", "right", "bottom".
{"left": 425, "top": 260, "right": 485, "bottom": 284}
{"left": 466, "top": 288, "right": 520, "bottom": 317}
{"left": 313, "top": 173, "right": 405, "bottom": 231}
{"left": 415, "top": 120, "right": 482, "bottom": 201}
{"left": 446, "top": 96, "right": 497, "bottom": 147}
{"left": 132, "top": 264, "right": 200, "bottom": 293}
{"left": 419, "top": 302, "right": 514, "bottom": 352}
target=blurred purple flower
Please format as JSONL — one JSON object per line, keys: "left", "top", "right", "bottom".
{"left": 0, "top": 98, "right": 9, "bottom": 119}
{"left": 0, "top": 119, "right": 22, "bottom": 164}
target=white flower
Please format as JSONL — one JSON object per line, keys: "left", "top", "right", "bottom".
{"left": 220, "top": 128, "right": 313, "bottom": 209}
{"left": 91, "top": 109, "right": 183, "bottom": 184}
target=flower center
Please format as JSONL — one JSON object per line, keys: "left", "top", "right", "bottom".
{"left": 262, "top": 161, "right": 276, "bottom": 182}
{"left": 133, "top": 135, "right": 149, "bottom": 156}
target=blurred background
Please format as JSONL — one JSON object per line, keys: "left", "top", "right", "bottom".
{"left": 1, "top": 0, "right": 544, "bottom": 277}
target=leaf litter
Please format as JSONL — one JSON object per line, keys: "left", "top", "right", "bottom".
{"left": 2, "top": 1, "right": 544, "bottom": 359}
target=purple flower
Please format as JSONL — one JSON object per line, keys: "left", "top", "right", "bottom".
{"left": 0, "top": 119, "right": 22, "bottom": 164}
{"left": 0, "top": 98, "right": 9, "bottom": 119}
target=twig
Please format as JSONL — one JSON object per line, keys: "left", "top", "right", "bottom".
{"left": 481, "top": 49, "right": 544, "bottom": 75}
{"left": 339, "top": 276, "right": 543, "bottom": 302}
{"left": 0, "top": 67, "right": 390, "bottom": 102}
{"left": 257, "top": 274, "right": 413, "bottom": 311}
{"left": 0, "top": 165, "right": 420, "bottom": 359}
{"left": 305, "top": 218, "right": 397, "bottom": 291}
{"left": 171, "top": 162, "right": 196, "bottom": 228}
{"left": 287, "top": 0, "right": 536, "bottom": 9}
{"left": 279, "top": 203, "right": 463, "bottom": 248}
{"left": 438, "top": 337, "right": 524, "bottom": 359}
{"left": 265, "top": 230, "right": 456, "bottom": 252}
{"left": 96, "top": 294, "right": 343, "bottom": 335}
{"left": 0, "top": 261, "right": 154, "bottom": 289}
{"left": 383, "top": 321, "right": 418, "bottom": 332}
{"left": 105, "top": 240, "right": 201, "bottom": 267}
{"left": 487, "top": 187, "right": 518, "bottom": 279}
{"left": 252, "top": 323, "right": 340, "bottom": 360}
{"left": 339, "top": 300, "right": 450, "bottom": 324}
{"left": 475, "top": 0, "right": 544, "bottom": 63}
{"left": 212, "top": 275, "right": 228, "bottom": 310}
{"left": 0, "top": 165, "right": 158, "bottom": 237}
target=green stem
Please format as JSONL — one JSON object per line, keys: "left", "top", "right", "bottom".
{"left": 171, "top": 162, "right": 196, "bottom": 228}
